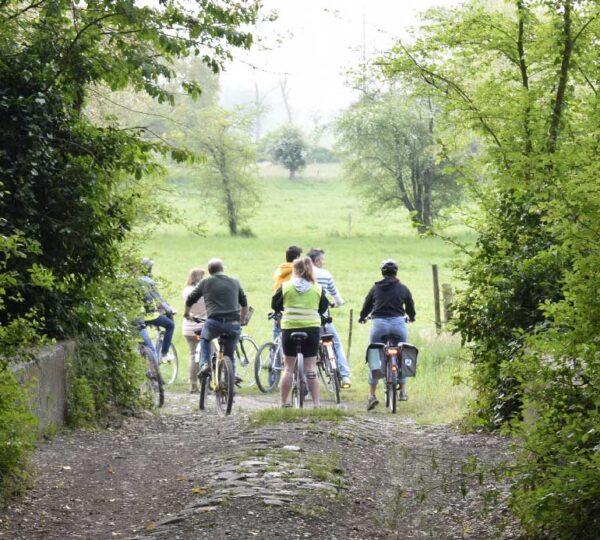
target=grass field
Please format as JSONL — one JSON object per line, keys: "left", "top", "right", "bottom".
{"left": 143, "top": 163, "right": 473, "bottom": 424}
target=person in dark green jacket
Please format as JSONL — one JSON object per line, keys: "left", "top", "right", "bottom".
{"left": 272, "top": 257, "right": 329, "bottom": 408}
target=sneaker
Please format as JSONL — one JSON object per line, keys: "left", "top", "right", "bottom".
{"left": 198, "top": 363, "right": 210, "bottom": 378}
{"left": 161, "top": 352, "right": 175, "bottom": 363}
{"left": 281, "top": 403, "right": 293, "bottom": 409}
{"left": 399, "top": 388, "right": 409, "bottom": 401}
{"left": 341, "top": 376, "right": 352, "bottom": 388}
{"left": 190, "top": 384, "right": 199, "bottom": 394}
{"left": 367, "top": 396, "right": 379, "bottom": 411}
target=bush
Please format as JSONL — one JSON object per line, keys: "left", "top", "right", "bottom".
{"left": 0, "top": 371, "right": 37, "bottom": 499}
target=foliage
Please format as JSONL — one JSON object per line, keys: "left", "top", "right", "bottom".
{"left": 0, "top": 371, "right": 37, "bottom": 499}
{"left": 170, "top": 106, "right": 260, "bottom": 236}
{"left": 385, "top": 0, "right": 600, "bottom": 534}
{"left": 0, "top": 0, "right": 261, "bottom": 498}
{"left": 335, "top": 90, "right": 462, "bottom": 233}
{"left": 306, "top": 146, "right": 338, "bottom": 164}
{"left": 267, "top": 126, "right": 308, "bottom": 179}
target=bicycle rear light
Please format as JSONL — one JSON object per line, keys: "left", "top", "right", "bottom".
{"left": 321, "top": 337, "right": 333, "bottom": 345}
{"left": 386, "top": 347, "right": 399, "bottom": 356}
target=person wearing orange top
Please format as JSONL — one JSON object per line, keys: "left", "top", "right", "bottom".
{"left": 271, "top": 245, "right": 302, "bottom": 339}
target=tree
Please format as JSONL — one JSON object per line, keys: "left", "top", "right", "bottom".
{"left": 173, "top": 106, "right": 260, "bottom": 235}
{"left": 0, "top": 0, "right": 262, "bottom": 489}
{"left": 336, "top": 90, "right": 462, "bottom": 233}
{"left": 268, "top": 126, "right": 308, "bottom": 179}
{"left": 386, "top": 0, "right": 600, "bottom": 535}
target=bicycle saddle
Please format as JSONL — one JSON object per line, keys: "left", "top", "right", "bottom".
{"left": 381, "top": 334, "right": 402, "bottom": 345}
{"left": 291, "top": 331, "right": 308, "bottom": 341}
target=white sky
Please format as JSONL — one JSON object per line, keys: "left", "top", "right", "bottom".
{"left": 219, "top": 0, "right": 461, "bottom": 135}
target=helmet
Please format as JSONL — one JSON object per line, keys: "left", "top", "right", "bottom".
{"left": 380, "top": 258, "right": 398, "bottom": 275}
{"left": 141, "top": 257, "right": 154, "bottom": 272}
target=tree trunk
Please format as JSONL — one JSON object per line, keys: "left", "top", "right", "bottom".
{"left": 289, "top": 167, "right": 296, "bottom": 180}
{"left": 548, "top": 0, "right": 573, "bottom": 155}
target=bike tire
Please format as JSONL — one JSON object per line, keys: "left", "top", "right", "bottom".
{"left": 156, "top": 337, "right": 179, "bottom": 385}
{"left": 332, "top": 367, "right": 341, "bottom": 405}
{"left": 255, "top": 341, "right": 281, "bottom": 393}
{"left": 317, "top": 347, "right": 341, "bottom": 404}
{"left": 215, "top": 355, "right": 234, "bottom": 416}
{"left": 390, "top": 382, "right": 397, "bottom": 413}
{"left": 199, "top": 372, "right": 209, "bottom": 411}
{"left": 140, "top": 347, "right": 164, "bottom": 408}
{"left": 292, "top": 353, "right": 305, "bottom": 409}
{"left": 236, "top": 335, "right": 258, "bottom": 387}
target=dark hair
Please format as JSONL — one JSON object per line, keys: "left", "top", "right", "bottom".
{"left": 307, "top": 248, "right": 324, "bottom": 263}
{"left": 292, "top": 256, "right": 314, "bottom": 282}
{"left": 207, "top": 258, "right": 224, "bottom": 275}
{"left": 285, "top": 245, "right": 303, "bottom": 262}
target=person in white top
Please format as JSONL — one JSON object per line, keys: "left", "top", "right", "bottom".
{"left": 307, "top": 248, "right": 352, "bottom": 387}
{"left": 182, "top": 268, "right": 207, "bottom": 393}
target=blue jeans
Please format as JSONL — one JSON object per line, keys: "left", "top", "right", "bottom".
{"left": 200, "top": 318, "right": 241, "bottom": 369}
{"left": 146, "top": 314, "right": 175, "bottom": 356}
{"left": 139, "top": 327, "right": 158, "bottom": 366}
{"left": 369, "top": 316, "right": 407, "bottom": 385}
{"left": 323, "top": 322, "right": 350, "bottom": 378}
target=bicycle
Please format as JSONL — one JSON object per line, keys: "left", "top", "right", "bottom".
{"left": 153, "top": 313, "right": 179, "bottom": 385}
{"left": 254, "top": 313, "right": 284, "bottom": 393}
{"left": 193, "top": 317, "right": 235, "bottom": 416}
{"left": 317, "top": 320, "right": 342, "bottom": 404}
{"left": 290, "top": 331, "right": 308, "bottom": 409}
{"left": 138, "top": 341, "right": 164, "bottom": 408}
{"left": 233, "top": 307, "right": 259, "bottom": 387}
{"left": 366, "top": 333, "right": 419, "bottom": 414}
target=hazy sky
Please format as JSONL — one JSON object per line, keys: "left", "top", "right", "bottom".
{"left": 220, "top": 0, "right": 460, "bottom": 135}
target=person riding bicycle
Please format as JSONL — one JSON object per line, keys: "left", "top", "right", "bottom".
{"left": 359, "top": 258, "right": 416, "bottom": 410}
{"left": 182, "top": 267, "right": 207, "bottom": 394}
{"left": 184, "top": 258, "right": 248, "bottom": 384}
{"left": 271, "top": 245, "right": 303, "bottom": 339}
{"left": 140, "top": 258, "right": 176, "bottom": 363}
{"left": 307, "top": 247, "right": 352, "bottom": 388}
{"left": 272, "top": 256, "right": 329, "bottom": 408}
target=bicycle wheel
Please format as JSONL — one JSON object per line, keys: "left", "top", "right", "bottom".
{"left": 318, "top": 346, "right": 341, "bottom": 404}
{"left": 386, "top": 381, "right": 397, "bottom": 413}
{"left": 199, "top": 371, "right": 209, "bottom": 411}
{"left": 255, "top": 341, "right": 281, "bottom": 393}
{"left": 235, "top": 335, "right": 258, "bottom": 387}
{"left": 291, "top": 353, "right": 305, "bottom": 409}
{"left": 140, "top": 348, "right": 164, "bottom": 408}
{"left": 215, "top": 355, "right": 234, "bottom": 416}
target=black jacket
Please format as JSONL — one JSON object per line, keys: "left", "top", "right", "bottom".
{"left": 359, "top": 276, "right": 416, "bottom": 321}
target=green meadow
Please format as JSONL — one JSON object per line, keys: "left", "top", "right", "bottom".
{"left": 144, "top": 163, "right": 473, "bottom": 424}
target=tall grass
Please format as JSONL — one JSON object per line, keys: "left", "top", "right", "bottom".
{"left": 143, "top": 163, "right": 473, "bottom": 424}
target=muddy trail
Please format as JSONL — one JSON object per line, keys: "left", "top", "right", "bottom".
{"left": 0, "top": 389, "right": 520, "bottom": 539}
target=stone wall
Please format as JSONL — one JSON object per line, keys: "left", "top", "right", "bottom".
{"left": 12, "top": 342, "right": 74, "bottom": 434}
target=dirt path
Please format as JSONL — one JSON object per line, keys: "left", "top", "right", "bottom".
{"left": 0, "top": 389, "right": 521, "bottom": 539}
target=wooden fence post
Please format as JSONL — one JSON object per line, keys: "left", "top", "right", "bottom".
{"left": 432, "top": 265, "right": 442, "bottom": 333}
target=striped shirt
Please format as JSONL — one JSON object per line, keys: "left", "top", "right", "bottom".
{"left": 313, "top": 267, "right": 344, "bottom": 307}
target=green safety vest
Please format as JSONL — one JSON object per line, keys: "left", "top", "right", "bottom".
{"left": 281, "top": 282, "right": 322, "bottom": 329}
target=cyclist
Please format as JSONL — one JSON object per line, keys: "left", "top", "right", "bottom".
{"left": 358, "top": 259, "right": 416, "bottom": 410}
{"left": 272, "top": 256, "right": 329, "bottom": 408}
{"left": 183, "top": 258, "right": 248, "bottom": 384}
{"left": 307, "top": 248, "right": 352, "bottom": 388}
{"left": 271, "top": 245, "right": 303, "bottom": 339}
{"left": 182, "top": 267, "right": 207, "bottom": 394}
{"left": 140, "top": 258, "right": 176, "bottom": 363}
